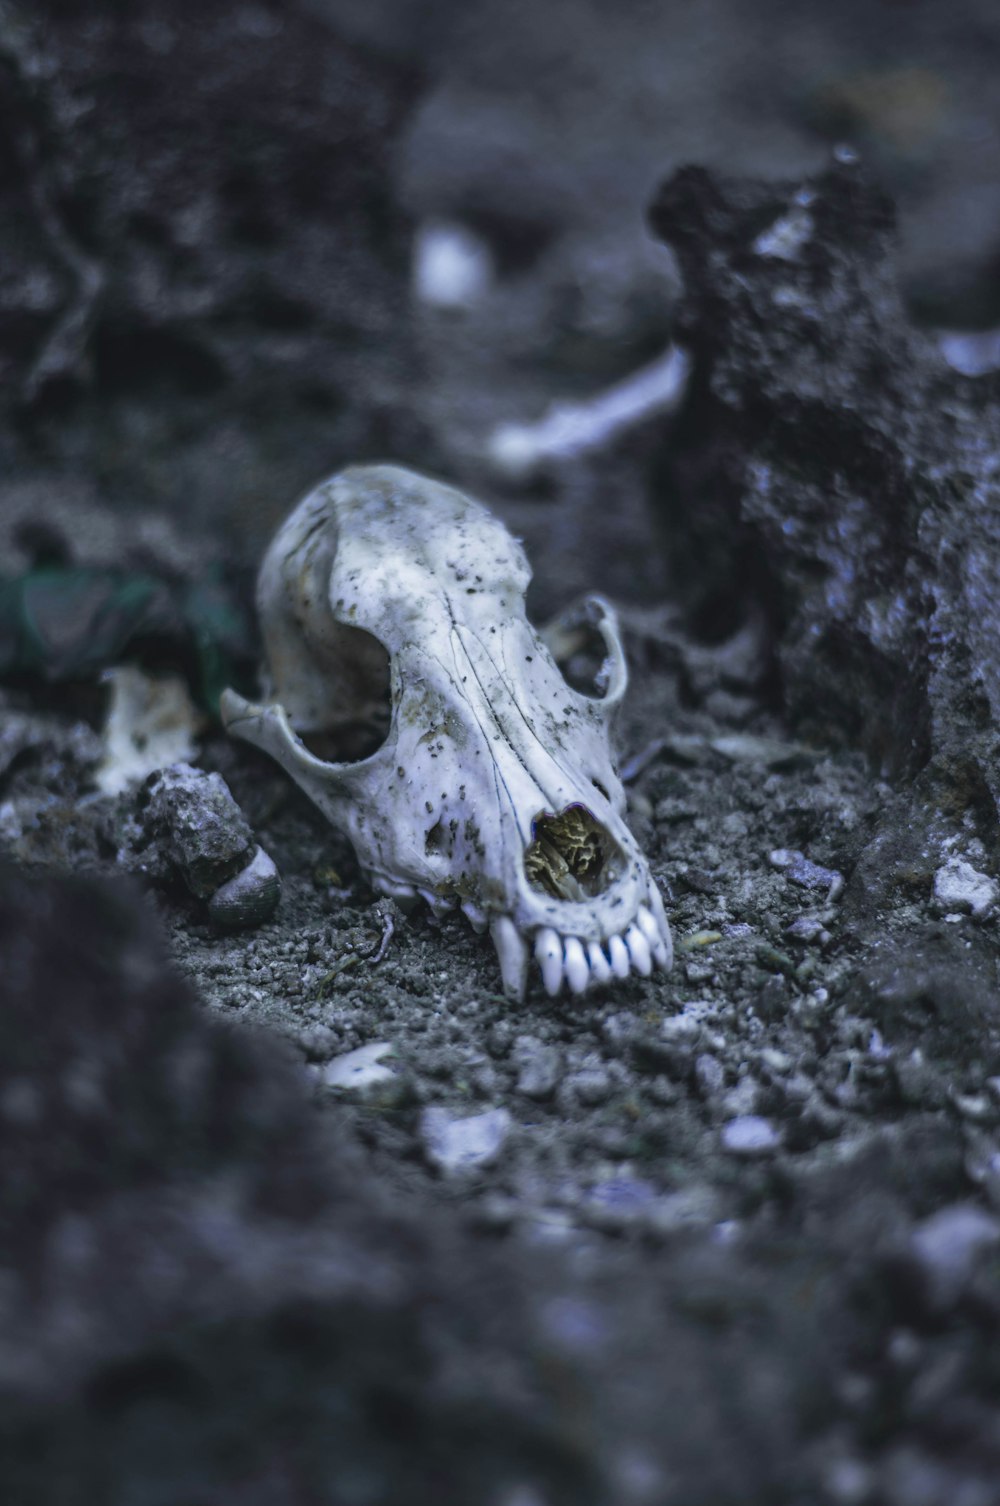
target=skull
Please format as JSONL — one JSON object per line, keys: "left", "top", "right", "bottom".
{"left": 221, "top": 464, "right": 672, "bottom": 999}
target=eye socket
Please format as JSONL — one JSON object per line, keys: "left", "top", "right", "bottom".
{"left": 552, "top": 618, "right": 615, "bottom": 699}
{"left": 291, "top": 624, "right": 392, "bottom": 765}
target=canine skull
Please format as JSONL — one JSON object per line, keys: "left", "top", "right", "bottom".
{"left": 221, "top": 464, "right": 672, "bottom": 999}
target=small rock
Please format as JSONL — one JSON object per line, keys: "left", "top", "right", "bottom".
{"left": 722, "top": 1076, "right": 761, "bottom": 1118}
{"left": 694, "top": 1053, "right": 725, "bottom": 1099}
{"left": 208, "top": 845, "right": 280, "bottom": 931}
{"left": 770, "top": 847, "right": 843, "bottom": 895}
{"left": 120, "top": 762, "right": 254, "bottom": 896}
{"left": 512, "top": 1036, "right": 561, "bottom": 1100}
{"left": 721, "top": 1115, "right": 781, "bottom": 1157}
{"left": 567, "top": 1066, "right": 613, "bottom": 1106}
{"left": 755, "top": 974, "right": 790, "bottom": 1021}
{"left": 583, "top": 1177, "right": 658, "bottom": 1231}
{"left": 322, "top": 1042, "right": 397, "bottom": 1093}
{"left": 420, "top": 1106, "right": 512, "bottom": 1175}
{"left": 786, "top": 914, "right": 826, "bottom": 942}
{"left": 909, "top": 1203, "right": 1000, "bottom": 1309}
{"left": 932, "top": 857, "right": 998, "bottom": 919}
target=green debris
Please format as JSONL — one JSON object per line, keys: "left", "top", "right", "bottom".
{"left": 754, "top": 943, "right": 798, "bottom": 977}
{"left": 0, "top": 565, "right": 255, "bottom": 715}
{"left": 678, "top": 930, "right": 724, "bottom": 951}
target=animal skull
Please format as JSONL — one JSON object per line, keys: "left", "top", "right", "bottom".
{"left": 221, "top": 464, "right": 672, "bottom": 999}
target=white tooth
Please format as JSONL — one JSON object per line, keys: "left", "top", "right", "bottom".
{"left": 535, "top": 928, "right": 564, "bottom": 996}
{"left": 636, "top": 904, "right": 669, "bottom": 969}
{"left": 625, "top": 923, "right": 653, "bottom": 977}
{"left": 647, "top": 882, "right": 674, "bottom": 971}
{"left": 608, "top": 933, "right": 630, "bottom": 979}
{"left": 563, "top": 937, "right": 589, "bottom": 995}
{"left": 461, "top": 900, "right": 489, "bottom": 935}
{"left": 587, "top": 940, "right": 612, "bottom": 985}
{"left": 490, "top": 915, "right": 529, "bottom": 1001}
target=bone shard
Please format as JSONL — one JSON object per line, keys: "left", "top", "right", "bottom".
{"left": 222, "top": 463, "right": 671, "bottom": 999}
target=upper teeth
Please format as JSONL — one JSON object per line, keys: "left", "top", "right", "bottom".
{"left": 488, "top": 894, "right": 673, "bottom": 1000}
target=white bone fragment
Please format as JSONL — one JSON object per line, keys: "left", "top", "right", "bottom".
{"left": 486, "top": 344, "right": 690, "bottom": 483}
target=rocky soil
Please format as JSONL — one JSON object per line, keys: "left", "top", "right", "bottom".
{"left": 3, "top": 2, "right": 1000, "bottom": 1503}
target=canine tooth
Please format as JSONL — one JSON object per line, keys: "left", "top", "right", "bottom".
{"left": 490, "top": 915, "right": 529, "bottom": 1001}
{"left": 587, "top": 940, "right": 612, "bottom": 984}
{"left": 563, "top": 937, "right": 589, "bottom": 995}
{"left": 607, "top": 933, "right": 630, "bottom": 979}
{"left": 535, "top": 928, "right": 564, "bottom": 996}
{"left": 636, "top": 904, "right": 668, "bottom": 968}
{"left": 625, "top": 923, "right": 653, "bottom": 977}
{"left": 647, "top": 882, "right": 674, "bottom": 970}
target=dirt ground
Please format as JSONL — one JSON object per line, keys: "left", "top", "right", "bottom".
{"left": 3, "top": 2, "right": 1000, "bottom": 1503}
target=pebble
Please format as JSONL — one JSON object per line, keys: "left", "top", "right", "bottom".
{"left": 567, "top": 1066, "right": 613, "bottom": 1106}
{"left": 583, "top": 1177, "right": 658, "bottom": 1231}
{"left": 322, "top": 1042, "right": 397, "bottom": 1092}
{"left": 786, "top": 914, "right": 826, "bottom": 942}
{"left": 512, "top": 1035, "right": 561, "bottom": 1100}
{"left": 694, "top": 1053, "right": 725, "bottom": 1099}
{"left": 721, "top": 1115, "right": 781, "bottom": 1157}
{"left": 909, "top": 1203, "right": 1000, "bottom": 1309}
{"left": 420, "top": 1106, "right": 512, "bottom": 1175}
{"left": 769, "top": 847, "right": 843, "bottom": 896}
{"left": 208, "top": 845, "right": 280, "bottom": 931}
{"left": 320, "top": 1041, "right": 412, "bottom": 1108}
{"left": 121, "top": 762, "right": 254, "bottom": 896}
{"left": 932, "top": 857, "right": 998, "bottom": 919}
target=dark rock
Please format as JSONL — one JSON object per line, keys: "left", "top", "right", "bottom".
{"left": 119, "top": 762, "right": 254, "bottom": 896}
{"left": 849, "top": 925, "right": 1000, "bottom": 1063}
{"left": 207, "top": 843, "right": 282, "bottom": 931}
{"left": 649, "top": 155, "right": 1000, "bottom": 832}
{"left": 0, "top": 0, "right": 424, "bottom": 539}
{"left": 0, "top": 864, "right": 602, "bottom": 1506}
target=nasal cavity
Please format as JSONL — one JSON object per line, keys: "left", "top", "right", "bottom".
{"left": 524, "top": 804, "right": 619, "bottom": 902}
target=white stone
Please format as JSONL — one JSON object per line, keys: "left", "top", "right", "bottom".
{"left": 911, "top": 1204, "right": 1000, "bottom": 1307}
{"left": 322, "top": 1042, "right": 397, "bottom": 1093}
{"left": 721, "top": 1115, "right": 781, "bottom": 1157}
{"left": 420, "top": 1106, "right": 511, "bottom": 1175}
{"left": 412, "top": 221, "right": 493, "bottom": 310}
{"left": 932, "top": 856, "right": 998, "bottom": 919}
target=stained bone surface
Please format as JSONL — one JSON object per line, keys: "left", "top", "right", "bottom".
{"left": 223, "top": 464, "right": 671, "bottom": 998}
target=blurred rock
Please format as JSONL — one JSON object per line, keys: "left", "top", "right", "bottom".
{"left": 0, "top": 0, "right": 424, "bottom": 540}
{"left": 650, "top": 154, "right": 1000, "bottom": 830}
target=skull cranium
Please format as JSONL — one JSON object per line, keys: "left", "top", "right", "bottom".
{"left": 221, "top": 464, "right": 672, "bottom": 999}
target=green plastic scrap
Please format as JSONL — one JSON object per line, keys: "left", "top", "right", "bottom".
{"left": 0, "top": 566, "right": 255, "bottom": 714}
